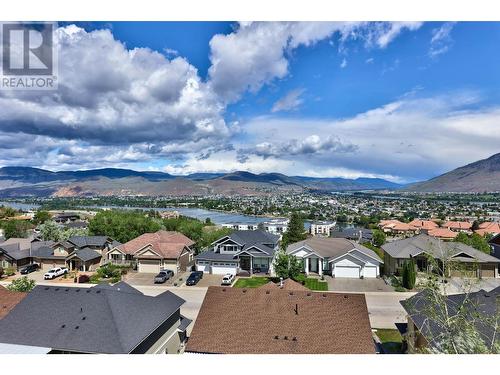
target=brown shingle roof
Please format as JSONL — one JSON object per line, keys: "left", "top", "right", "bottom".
{"left": 259, "top": 279, "right": 309, "bottom": 291}
{"left": 116, "top": 230, "right": 194, "bottom": 259}
{"left": 0, "top": 286, "right": 27, "bottom": 320}
{"left": 186, "top": 286, "right": 375, "bottom": 354}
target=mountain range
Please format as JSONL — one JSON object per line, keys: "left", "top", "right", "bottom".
{"left": 405, "top": 152, "right": 500, "bottom": 193}
{"left": 0, "top": 152, "right": 498, "bottom": 197}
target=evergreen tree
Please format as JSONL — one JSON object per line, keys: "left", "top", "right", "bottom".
{"left": 281, "top": 212, "right": 307, "bottom": 249}
{"left": 402, "top": 259, "right": 416, "bottom": 289}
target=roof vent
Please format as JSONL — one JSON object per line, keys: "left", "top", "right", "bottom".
{"left": 55, "top": 288, "right": 59, "bottom": 291}
{"left": 222, "top": 288, "right": 226, "bottom": 292}
{"left": 65, "top": 288, "right": 69, "bottom": 292}
{"left": 242, "top": 289, "right": 247, "bottom": 293}
{"left": 76, "top": 289, "right": 80, "bottom": 292}
{"left": 284, "top": 336, "right": 288, "bottom": 340}
{"left": 322, "top": 293, "right": 327, "bottom": 298}
{"left": 265, "top": 290, "right": 270, "bottom": 294}
{"left": 344, "top": 295, "right": 348, "bottom": 299}
{"left": 292, "top": 337, "right": 297, "bottom": 341}
{"left": 86, "top": 290, "right": 91, "bottom": 293}
{"left": 44, "top": 287, "right": 49, "bottom": 290}
{"left": 306, "top": 293, "right": 311, "bottom": 297}
{"left": 82, "top": 316, "right": 86, "bottom": 321}
{"left": 274, "top": 335, "right": 279, "bottom": 340}
{"left": 289, "top": 292, "right": 294, "bottom": 296}
{"left": 75, "top": 326, "right": 79, "bottom": 330}
{"left": 61, "top": 324, "right": 66, "bottom": 328}
{"left": 96, "top": 290, "right": 101, "bottom": 294}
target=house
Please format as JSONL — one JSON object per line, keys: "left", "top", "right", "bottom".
{"left": 427, "top": 227, "right": 458, "bottom": 240}
{"left": 31, "top": 241, "right": 70, "bottom": 270}
{"left": 330, "top": 228, "right": 373, "bottom": 243}
{"left": 400, "top": 287, "right": 500, "bottom": 353}
{"left": 0, "top": 282, "right": 191, "bottom": 354}
{"left": 0, "top": 238, "right": 32, "bottom": 270}
{"left": 185, "top": 285, "right": 375, "bottom": 354}
{"left": 489, "top": 233, "right": 500, "bottom": 259}
{"left": 442, "top": 220, "right": 472, "bottom": 233}
{"left": 408, "top": 219, "right": 439, "bottom": 233}
{"left": 195, "top": 230, "right": 280, "bottom": 275}
{"left": 286, "top": 237, "right": 383, "bottom": 278}
{"left": 65, "top": 235, "right": 117, "bottom": 271}
{"left": 475, "top": 222, "right": 500, "bottom": 236}
{"left": 382, "top": 233, "right": 499, "bottom": 278}
{"left": 378, "top": 220, "right": 418, "bottom": 237}
{"left": 0, "top": 286, "right": 27, "bottom": 320}
{"left": 222, "top": 220, "right": 289, "bottom": 235}
{"left": 108, "top": 230, "right": 195, "bottom": 274}
{"left": 309, "top": 221, "right": 336, "bottom": 237}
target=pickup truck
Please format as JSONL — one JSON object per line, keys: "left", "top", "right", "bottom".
{"left": 44, "top": 267, "right": 68, "bottom": 280}
{"left": 154, "top": 269, "right": 174, "bottom": 284}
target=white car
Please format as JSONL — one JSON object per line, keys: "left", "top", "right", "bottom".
{"left": 44, "top": 267, "right": 68, "bottom": 280}
{"left": 221, "top": 273, "right": 235, "bottom": 286}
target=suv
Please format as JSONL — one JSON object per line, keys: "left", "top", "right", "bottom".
{"left": 186, "top": 271, "right": 203, "bottom": 286}
{"left": 43, "top": 267, "right": 68, "bottom": 280}
{"left": 154, "top": 269, "right": 174, "bottom": 284}
{"left": 221, "top": 273, "right": 235, "bottom": 286}
{"left": 20, "top": 264, "right": 39, "bottom": 275}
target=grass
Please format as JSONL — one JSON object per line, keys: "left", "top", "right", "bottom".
{"left": 233, "top": 276, "right": 270, "bottom": 288}
{"left": 375, "top": 329, "right": 403, "bottom": 354}
{"left": 304, "top": 277, "right": 328, "bottom": 291}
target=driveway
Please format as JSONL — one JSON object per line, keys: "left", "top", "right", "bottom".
{"left": 124, "top": 271, "right": 190, "bottom": 287}
{"left": 326, "top": 276, "right": 394, "bottom": 292}
{"left": 195, "top": 274, "right": 224, "bottom": 287}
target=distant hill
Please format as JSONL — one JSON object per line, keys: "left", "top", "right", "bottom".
{"left": 406, "top": 153, "right": 500, "bottom": 193}
{"left": 0, "top": 166, "right": 402, "bottom": 197}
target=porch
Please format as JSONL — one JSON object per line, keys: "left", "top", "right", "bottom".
{"left": 303, "top": 256, "right": 326, "bottom": 276}
{"left": 238, "top": 255, "right": 271, "bottom": 275}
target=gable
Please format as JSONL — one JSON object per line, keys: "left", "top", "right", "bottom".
{"left": 289, "top": 246, "right": 314, "bottom": 258}
{"left": 329, "top": 253, "right": 365, "bottom": 267}
{"left": 349, "top": 249, "right": 381, "bottom": 266}
{"left": 135, "top": 246, "right": 161, "bottom": 258}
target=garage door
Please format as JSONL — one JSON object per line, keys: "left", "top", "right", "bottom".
{"left": 196, "top": 262, "right": 209, "bottom": 273}
{"left": 41, "top": 260, "right": 66, "bottom": 270}
{"left": 138, "top": 260, "right": 161, "bottom": 273}
{"left": 335, "top": 265, "right": 360, "bottom": 278}
{"left": 211, "top": 263, "right": 238, "bottom": 275}
{"left": 480, "top": 264, "right": 496, "bottom": 278}
{"left": 363, "top": 266, "right": 377, "bottom": 278}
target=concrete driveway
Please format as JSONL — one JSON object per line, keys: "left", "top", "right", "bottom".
{"left": 124, "top": 271, "right": 190, "bottom": 287}
{"left": 195, "top": 274, "right": 224, "bottom": 287}
{"left": 326, "top": 276, "right": 394, "bottom": 292}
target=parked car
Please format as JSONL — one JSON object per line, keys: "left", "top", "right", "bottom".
{"left": 186, "top": 271, "right": 203, "bottom": 286}
{"left": 154, "top": 269, "right": 174, "bottom": 284}
{"left": 43, "top": 267, "right": 68, "bottom": 280}
{"left": 221, "top": 273, "right": 235, "bottom": 286}
{"left": 20, "top": 264, "right": 39, "bottom": 274}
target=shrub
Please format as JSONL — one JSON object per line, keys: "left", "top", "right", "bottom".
{"left": 78, "top": 274, "right": 90, "bottom": 283}
{"left": 402, "top": 260, "right": 416, "bottom": 290}
{"left": 293, "top": 273, "right": 307, "bottom": 284}
{"left": 89, "top": 274, "right": 101, "bottom": 284}
{"left": 7, "top": 276, "right": 35, "bottom": 292}
{"left": 4, "top": 267, "right": 16, "bottom": 276}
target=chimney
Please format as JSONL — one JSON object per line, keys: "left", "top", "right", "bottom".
{"left": 280, "top": 277, "right": 283, "bottom": 288}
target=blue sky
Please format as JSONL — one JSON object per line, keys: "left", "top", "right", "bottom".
{"left": 1, "top": 22, "right": 499, "bottom": 182}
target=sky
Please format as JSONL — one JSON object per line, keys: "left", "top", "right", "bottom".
{"left": 0, "top": 21, "right": 499, "bottom": 183}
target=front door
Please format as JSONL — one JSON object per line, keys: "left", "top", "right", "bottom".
{"left": 309, "top": 257, "right": 319, "bottom": 273}
{"left": 240, "top": 256, "right": 251, "bottom": 271}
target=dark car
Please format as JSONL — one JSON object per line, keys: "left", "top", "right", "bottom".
{"left": 20, "top": 264, "right": 39, "bottom": 275}
{"left": 154, "top": 269, "right": 174, "bottom": 284}
{"left": 185, "top": 271, "right": 203, "bottom": 286}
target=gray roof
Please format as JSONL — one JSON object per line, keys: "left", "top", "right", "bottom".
{"left": 67, "top": 236, "right": 110, "bottom": 249}
{"left": 287, "top": 237, "right": 382, "bottom": 262}
{"left": 195, "top": 251, "right": 238, "bottom": 262}
{"left": 382, "top": 234, "right": 500, "bottom": 263}
{"left": 228, "top": 230, "right": 280, "bottom": 246}
{"left": 69, "top": 248, "right": 101, "bottom": 262}
{"left": 0, "top": 243, "right": 30, "bottom": 260}
{"left": 0, "top": 283, "right": 185, "bottom": 354}
{"left": 401, "top": 287, "right": 500, "bottom": 350}
{"left": 331, "top": 228, "right": 373, "bottom": 241}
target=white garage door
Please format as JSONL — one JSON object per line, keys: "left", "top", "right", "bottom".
{"left": 211, "top": 263, "right": 238, "bottom": 275}
{"left": 138, "top": 260, "right": 161, "bottom": 273}
{"left": 363, "top": 266, "right": 377, "bottom": 278}
{"left": 335, "top": 265, "right": 360, "bottom": 278}
{"left": 196, "top": 262, "right": 209, "bottom": 273}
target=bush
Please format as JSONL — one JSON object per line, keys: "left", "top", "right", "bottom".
{"left": 89, "top": 274, "right": 101, "bottom": 284}
{"left": 78, "top": 274, "right": 90, "bottom": 283}
{"left": 7, "top": 276, "right": 35, "bottom": 292}
{"left": 293, "top": 273, "right": 307, "bottom": 284}
{"left": 402, "top": 260, "right": 416, "bottom": 290}
{"left": 4, "top": 267, "right": 16, "bottom": 277}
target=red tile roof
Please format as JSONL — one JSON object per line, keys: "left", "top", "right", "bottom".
{"left": 428, "top": 228, "right": 458, "bottom": 239}
{"left": 116, "top": 230, "right": 194, "bottom": 259}
{"left": 408, "top": 219, "right": 439, "bottom": 230}
{"left": 443, "top": 221, "right": 472, "bottom": 230}
{"left": 186, "top": 286, "right": 375, "bottom": 354}
{"left": 0, "top": 286, "right": 27, "bottom": 320}
{"left": 476, "top": 222, "right": 500, "bottom": 236}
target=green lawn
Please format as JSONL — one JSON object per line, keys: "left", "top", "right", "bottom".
{"left": 233, "top": 276, "right": 270, "bottom": 288}
{"left": 304, "top": 278, "right": 328, "bottom": 291}
{"left": 375, "top": 329, "right": 403, "bottom": 354}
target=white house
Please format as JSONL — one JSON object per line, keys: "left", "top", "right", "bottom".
{"left": 309, "top": 221, "right": 336, "bottom": 236}
{"left": 286, "top": 237, "right": 383, "bottom": 278}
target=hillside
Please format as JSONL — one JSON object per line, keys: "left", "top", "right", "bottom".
{"left": 406, "top": 153, "right": 500, "bottom": 193}
{"left": 0, "top": 167, "right": 402, "bottom": 197}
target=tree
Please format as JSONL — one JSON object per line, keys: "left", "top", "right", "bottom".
{"left": 454, "top": 232, "right": 491, "bottom": 254}
{"left": 372, "top": 229, "right": 386, "bottom": 247}
{"left": 39, "top": 220, "right": 63, "bottom": 241}
{"left": 281, "top": 212, "right": 307, "bottom": 249}
{"left": 7, "top": 276, "right": 35, "bottom": 292}
{"left": 3, "top": 220, "right": 29, "bottom": 239}
{"left": 273, "top": 250, "right": 303, "bottom": 280}
{"left": 88, "top": 210, "right": 162, "bottom": 243}
{"left": 402, "top": 259, "right": 416, "bottom": 289}
{"left": 32, "top": 210, "right": 51, "bottom": 225}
